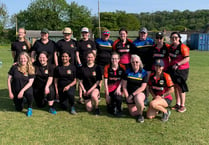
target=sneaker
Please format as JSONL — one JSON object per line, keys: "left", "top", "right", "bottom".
{"left": 94, "top": 108, "right": 100, "bottom": 116}
{"left": 49, "top": 108, "right": 57, "bottom": 115}
{"left": 26, "top": 108, "right": 32, "bottom": 117}
{"left": 178, "top": 106, "right": 186, "bottom": 113}
{"left": 70, "top": 106, "right": 77, "bottom": 115}
{"left": 161, "top": 110, "right": 171, "bottom": 122}
{"left": 171, "top": 104, "right": 180, "bottom": 110}
{"left": 137, "top": 114, "right": 144, "bottom": 123}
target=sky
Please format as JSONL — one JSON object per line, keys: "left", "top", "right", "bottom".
{"left": 2, "top": 0, "right": 209, "bottom": 16}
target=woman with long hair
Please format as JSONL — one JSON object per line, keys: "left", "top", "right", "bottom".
{"left": 8, "top": 52, "right": 35, "bottom": 117}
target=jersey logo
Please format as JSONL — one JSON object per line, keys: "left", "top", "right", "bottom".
{"left": 67, "top": 69, "right": 71, "bottom": 75}
{"left": 159, "top": 80, "right": 164, "bottom": 85}
{"left": 127, "top": 45, "right": 130, "bottom": 49}
{"left": 44, "top": 69, "right": 48, "bottom": 74}
{"left": 23, "top": 72, "right": 28, "bottom": 76}
{"left": 70, "top": 44, "right": 74, "bottom": 48}
{"left": 87, "top": 44, "right": 92, "bottom": 48}
{"left": 118, "top": 70, "right": 122, "bottom": 75}
{"left": 92, "top": 71, "right": 96, "bottom": 76}
{"left": 22, "top": 45, "right": 27, "bottom": 50}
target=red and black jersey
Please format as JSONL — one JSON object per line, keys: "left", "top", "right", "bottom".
{"left": 8, "top": 65, "right": 35, "bottom": 93}
{"left": 33, "top": 63, "right": 54, "bottom": 89}
{"left": 77, "top": 39, "right": 96, "bottom": 64}
{"left": 152, "top": 43, "right": 170, "bottom": 70}
{"left": 56, "top": 39, "right": 77, "bottom": 65}
{"left": 149, "top": 72, "right": 174, "bottom": 100}
{"left": 79, "top": 64, "right": 102, "bottom": 91}
{"left": 54, "top": 64, "right": 77, "bottom": 88}
{"left": 11, "top": 40, "right": 29, "bottom": 62}
{"left": 169, "top": 43, "right": 189, "bottom": 70}
{"left": 32, "top": 39, "right": 57, "bottom": 64}
{"left": 112, "top": 38, "right": 135, "bottom": 65}
{"left": 104, "top": 64, "right": 126, "bottom": 93}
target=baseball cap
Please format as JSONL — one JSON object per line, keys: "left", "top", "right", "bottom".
{"left": 81, "top": 27, "right": 89, "bottom": 33}
{"left": 41, "top": 28, "right": 49, "bottom": 34}
{"left": 63, "top": 27, "right": 72, "bottom": 34}
{"left": 156, "top": 32, "right": 164, "bottom": 38}
{"left": 155, "top": 59, "right": 164, "bottom": 67}
{"left": 102, "top": 30, "right": 110, "bottom": 36}
{"left": 139, "top": 27, "right": 148, "bottom": 33}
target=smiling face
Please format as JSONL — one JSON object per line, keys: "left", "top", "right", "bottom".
{"left": 155, "top": 36, "right": 164, "bottom": 45}
{"left": 155, "top": 65, "right": 164, "bottom": 74}
{"left": 19, "top": 54, "right": 28, "bottom": 66}
{"left": 61, "top": 52, "right": 70, "bottom": 65}
{"left": 119, "top": 30, "right": 127, "bottom": 41}
{"left": 170, "top": 33, "right": 180, "bottom": 45}
{"left": 82, "top": 32, "right": 89, "bottom": 40}
{"left": 38, "top": 53, "right": 48, "bottom": 66}
{"left": 131, "top": 57, "right": 140, "bottom": 71}
{"left": 111, "top": 54, "right": 120, "bottom": 66}
{"left": 41, "top": 32, "right": 49, "bottom": 41}
{"left": 64, "top": 33, "right": 72, "bottom": 41}
{"left": 18, "top": 28, "right": 26, "bottom": 39}
{"left": 87, "top": 52, "right": 95, "bottom": 64}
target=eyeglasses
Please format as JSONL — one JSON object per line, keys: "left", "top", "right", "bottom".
{"left": 156, "top": 37, "right": 163, "bottom": 40}
{"left": 170, "top": 36, "right": 179, "bottom": 39}
{"left": 131, "top": 61, "right": 139, "bottom": 64}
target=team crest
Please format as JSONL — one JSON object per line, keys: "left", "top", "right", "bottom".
{"left": 45, "top": 69, "right": 48, "bottom": 74}
{"left": 87, "top": 44, "right": 92, "bottom": 48}
{"left": 127, "top": 45, "right": 130, "bottom": 49}
{"left": 70, "top": 44, "right": 74, "bottom": 48}
{"left": 67, "top": 69, "right": 71, "bottom": 75}
{"left": 138, "top": 73, "right": 142, "bottom": 78}
{"left": 159, "top": 80, "right": 164, "bottom": 85}
{"left": 118, "top": 70, "right": 122, "bottom": 75}
{"left": 22, "top": 45, "right": 27, "bottom": 50}
{"left": 23, "top": 72, "right": 28, "bottom": 76}
{"left": 175, "top": 50, "right": 179, "bottom": 54}
{"left": 92, "top": 71, "right": 96, "bottom": 76}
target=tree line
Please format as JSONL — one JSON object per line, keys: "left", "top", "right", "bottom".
{"left": 1, "top": 0, "right": 209, "bottom": 43}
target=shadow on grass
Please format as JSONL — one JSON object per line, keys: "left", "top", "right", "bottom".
{"left": 0, "top": 89, "right": 17, "bottom": 112}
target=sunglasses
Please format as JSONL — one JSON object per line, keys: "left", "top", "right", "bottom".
{"left": 131, "top": 61, "right": 139, "bottom": 64}
{"left": 170, "top": 36, "right": 179, "bottom": 39}
{"left": 156, "top": 37, "right": 163, "bottom": 40}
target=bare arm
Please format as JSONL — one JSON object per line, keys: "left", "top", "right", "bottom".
{"left": 54, "top": 78, "right": 59, "bottom": 99}
{"left": 54, "top": 51, "right": 58, "bottom": 66}
{"left": 76, "top": 51, "right": 81, "bottom": 65}
{"left": 31, "top": 51, "right": 36, "bottom": 63}
{"left": 7, "top": 75, "right": 14, "bottom": 99}
{"left": 45, "top": 76, "right": 53, "bottom": 95}
{"left": 63, "top": 78, "right": 77, "bottom": 92}
{"left": 18, "top": 78, "right": 34, "bottom": 99}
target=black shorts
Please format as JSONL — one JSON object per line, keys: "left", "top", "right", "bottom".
{"left": 169, "top": 68, "right": 189, "bottom": 92}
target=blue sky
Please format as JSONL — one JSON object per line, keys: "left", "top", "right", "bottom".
{"left": 2, "top": 0, "right": 209, "bottom": 16}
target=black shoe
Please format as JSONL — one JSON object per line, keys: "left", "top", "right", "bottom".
{"left": 94, "top": 108, "right": 100, "bottom": 116}
{"left": 137, "top": 114, "right": 144, "bottom": 123}
{"left": 161, "top": 110, "right": 171, "bottom": 122}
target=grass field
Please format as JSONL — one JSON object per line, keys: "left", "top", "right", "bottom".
{"left": 0, "top": 45, "right": 209, "bottom": 145}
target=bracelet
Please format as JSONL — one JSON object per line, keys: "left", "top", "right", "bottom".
{"left": 78, "top": 63, "right": 82, "bottom": 67}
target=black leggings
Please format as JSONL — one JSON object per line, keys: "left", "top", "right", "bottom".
{"left": 58, "top": 86, "right": 75, "bottom": 110}
{"left": 107, "top": 91, "right": 123, "bottom": 114}
{"left": 13, "top": 87, "right": 33, "bottom": 111}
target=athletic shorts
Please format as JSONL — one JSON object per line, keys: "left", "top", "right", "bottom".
{"left": 82, "top": 86, "right": 100, "bottom": 100}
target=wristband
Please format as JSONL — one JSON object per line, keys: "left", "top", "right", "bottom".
{"left": 78, "top": 63, "right": 82, "bottom": 67}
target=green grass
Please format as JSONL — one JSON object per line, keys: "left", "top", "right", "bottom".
{"left": 0, "top": 46, "right": 209, "bottom": 145}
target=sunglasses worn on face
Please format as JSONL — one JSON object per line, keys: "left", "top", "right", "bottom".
{"left": 171, "top": 36, "right": 179, "bottom": 39}
{"left": 156, "top": 37, "right": 163, "bottom": 40}
{"left": 131, "top": 61, "right": 139, "bottom": 64}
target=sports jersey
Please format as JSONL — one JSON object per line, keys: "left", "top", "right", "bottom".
{"left": 33, "top": 63, "right": 54, "bottom": 88}
{"left": 11, "top": 40, "right": 29, "bottom": 62}
{"left": 77, "top": 39, "right": 96, "bottom": 64}
{"left": 123, "top": 68, "right": 148, "bottom": 94}
{"left": 56, "top": 39, "right": 77, "bottom": 65}
{"left": 112, "top": 38, "right": 135, "bottom": 65}
{"left": 32, "top": 39, "right": 57, "bottom": 64}
{"left": 79, "top": 64, "right": 102, "bottom": 91}
{"left": 133, "top": 37, "right": 154, "bottom": 70}
{"left": 152, "top": 43, "right": 170, "bottom": 70}
{"left": 104, "top": 64, "right": 126, "bottom": 93}
{"left": 169, "top": 43, "right": 190, "bottom": 70}
{"left": 95, "top": 38, "right": 113, "bottom": 66}
{"left": 148, "top": 72, "right": 174, "bottom": 100}
{"left": 8, "top": 65, "right": 35, "bottom": 93}
{"left": 54, "top": 64, "right": 76, "bottom": 89}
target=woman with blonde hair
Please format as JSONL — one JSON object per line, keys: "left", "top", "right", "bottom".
{"left": 123, "top": 55, "right": 148, "bottom": 123}
{"left": 8, "top": 52, "right": 35, "bottom": 117}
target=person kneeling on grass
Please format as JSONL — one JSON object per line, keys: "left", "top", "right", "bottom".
{"left": 7, "top": 52, "right": 35, "bottom": 117}
{"left": 122, "top": 55, "right": 148, "bottom": 123}
{"left": 147, "top": 59, "right": 174, "bottom": 122}
{"left": 79, "top": 51, "right": 102, "bottom": 115}
{"left": 104, "top": 52, "right": 126, "bottom": 116}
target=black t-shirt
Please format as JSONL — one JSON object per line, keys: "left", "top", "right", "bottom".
{"left": 11, "top": 40, "right": 29, "bottom": 62}
{"left": 79, "top": 64, "right": 102, "bottom": 91}
{"left": 56, "top": 39, "right": 77, "bottom": 65}
{"left": 32, "top": 39, "right": 56, "bottom": 64}
{"left": 8, "top": 65, "right": 35, "bottom": 93}
{"left": 54, "top": 64, "right": 76, "bottom": 89}
{"left": 33, "top": 63, "right": 54, "bottom": 89}
{"left": 77, "top": 39, "right": 96, "bottom": 64}
{"left": 123, "top": 68, "right": 148, "bottom": 94}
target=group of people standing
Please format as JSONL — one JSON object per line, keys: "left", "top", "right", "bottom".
{"left": 7, "top": 26, "right": 189, "bottom": 123}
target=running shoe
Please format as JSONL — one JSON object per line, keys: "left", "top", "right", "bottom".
{"left": 137, "top": 114, "right": 144, "bottom": 123}
{"left": 70, "top": 106, "right": 77, "bottom": 115}
{"left": 26, "top": 108, "right": 32, "bottom": 117}
{"left": 178, "top": 106, "right": 186, "bottom": 113}
{"left": 94, "top": 108, "right": 100, "bottom": 116}
{"left": 171, "top": 104, "right": 180, "bottom": 110}
{"left": 161, "top": 110, "right": 171, "bottom": 122}
{"left": 49, "top": 108, "right": 57, "bottom": 115}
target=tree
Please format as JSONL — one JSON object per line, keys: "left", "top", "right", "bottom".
{"left": 117, "top": 14, "right": 140, "bottom": 30}
{"left": 0, "top": 2, "right": 9, "bottom": 43}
